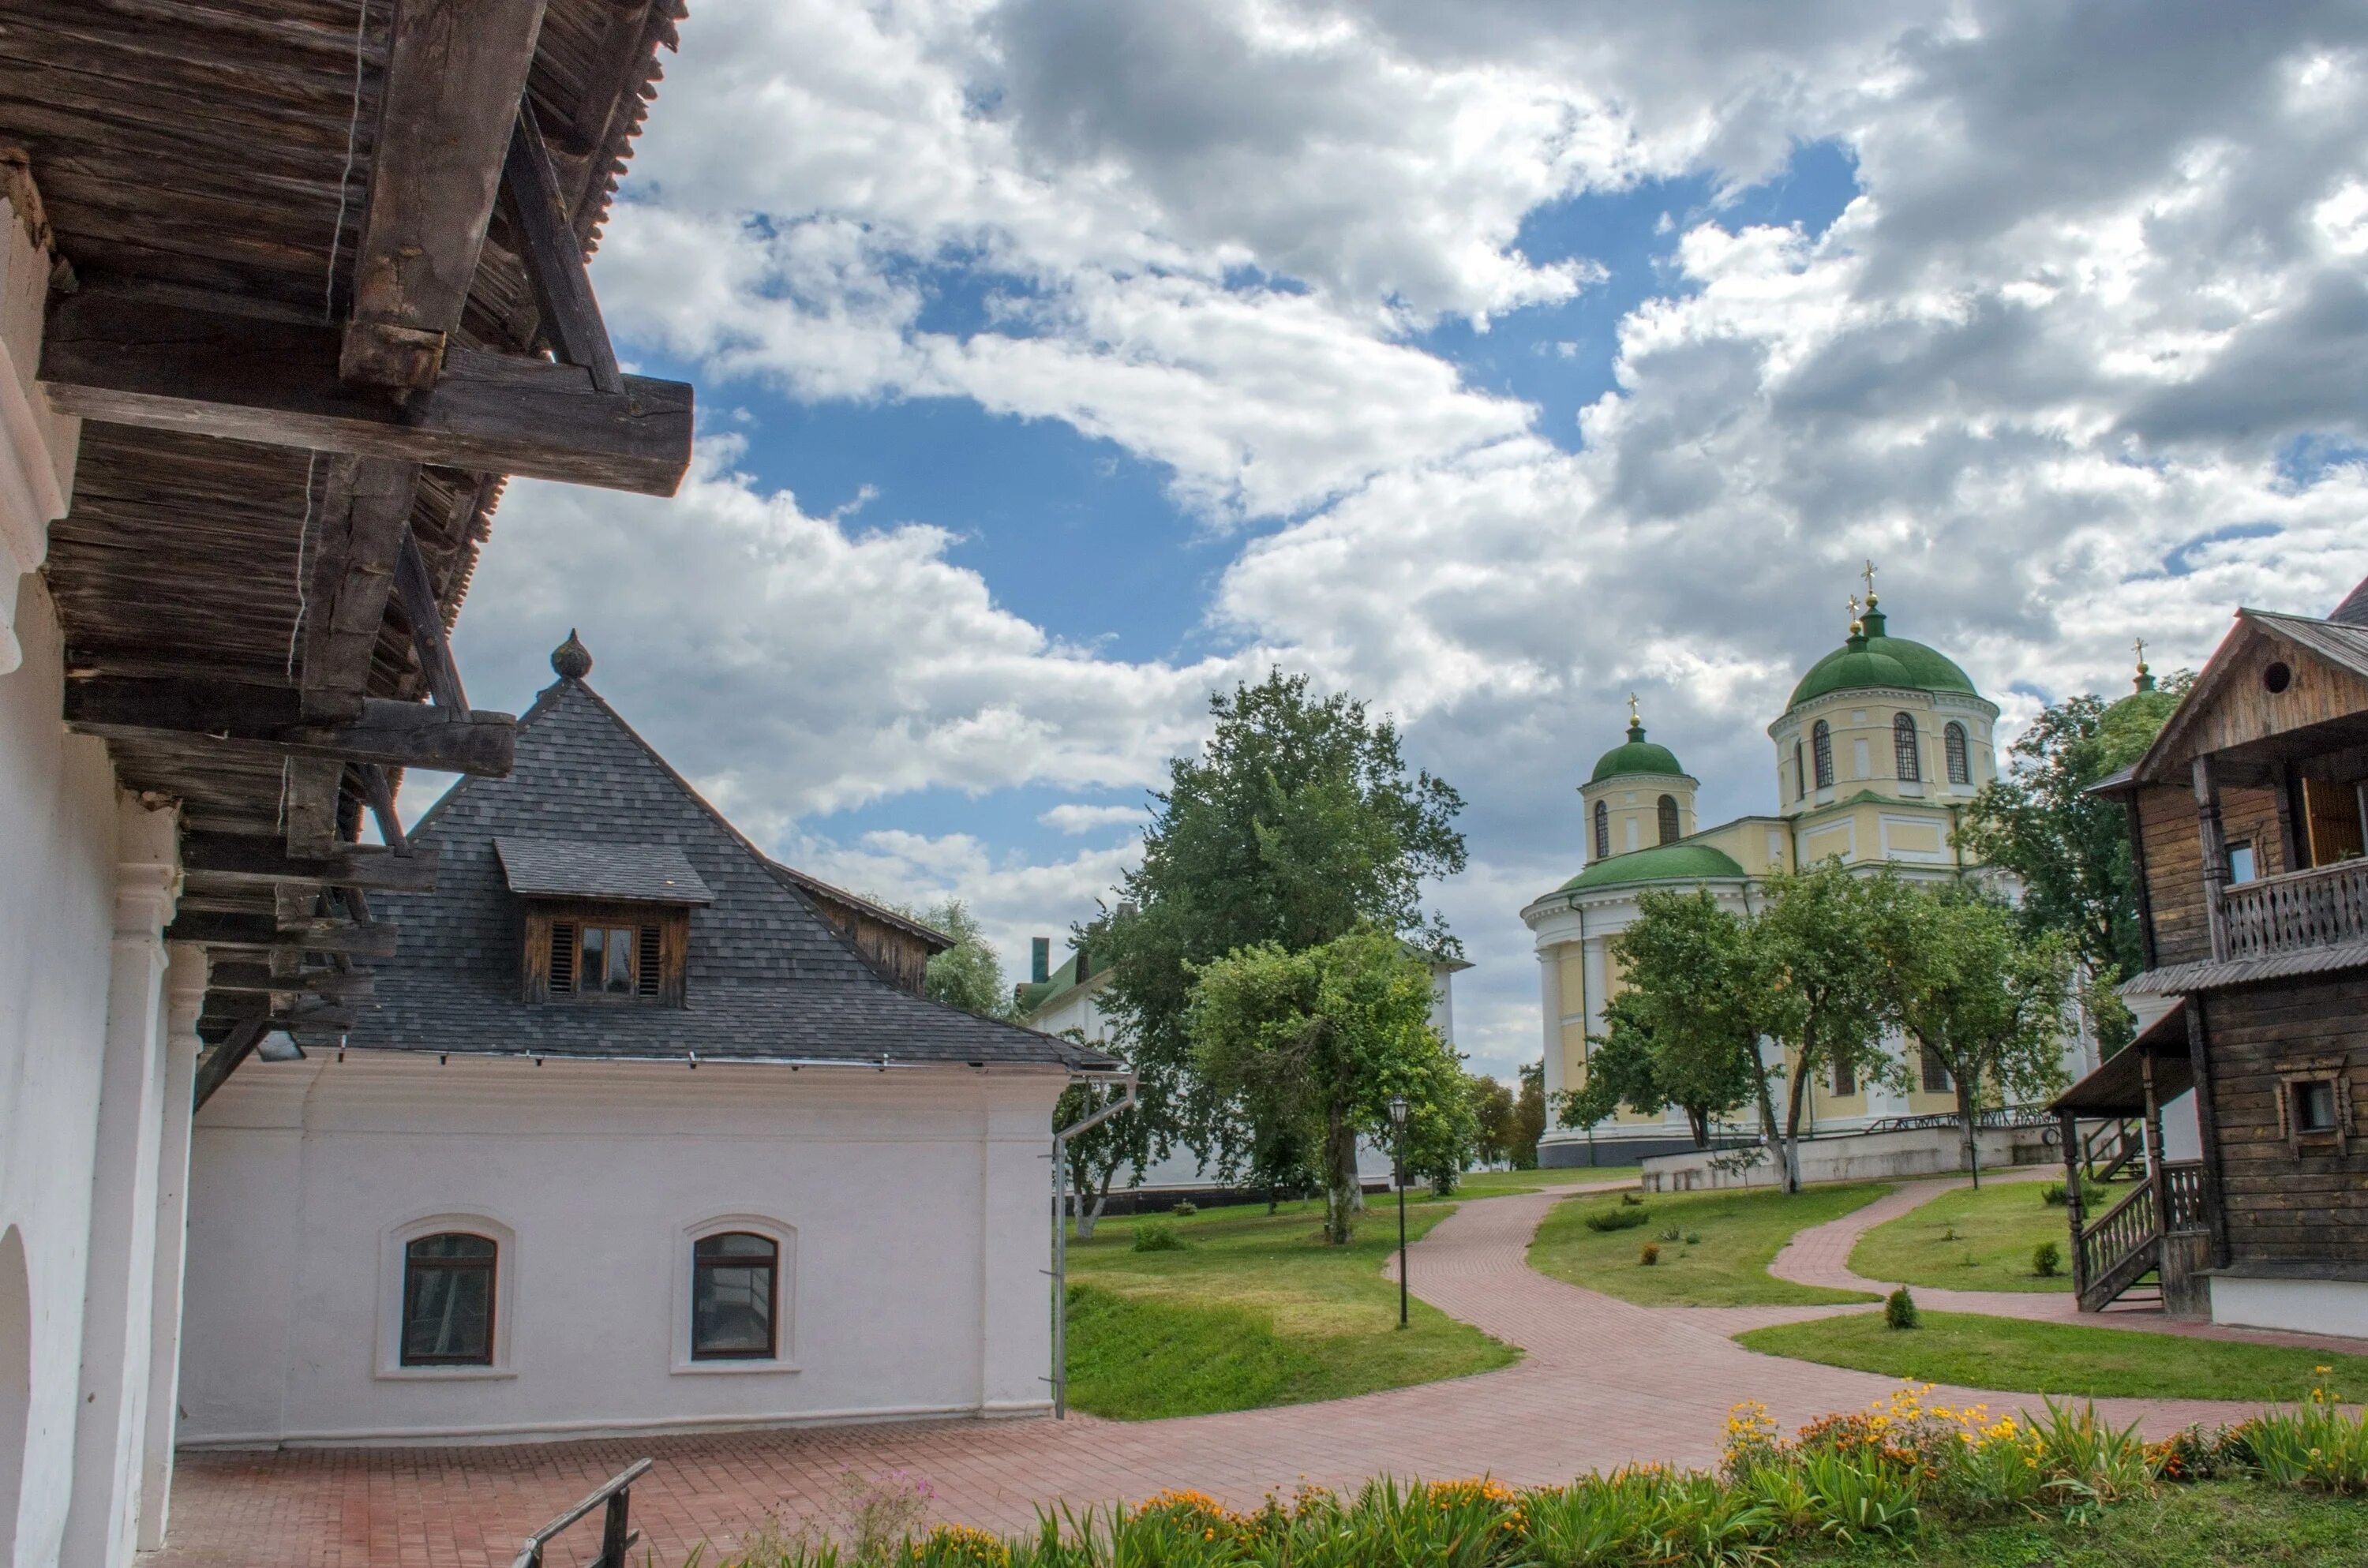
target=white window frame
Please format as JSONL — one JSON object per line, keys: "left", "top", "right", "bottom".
{"left": 672, "top": 1212, "right": 799, "bottom": 1376}
{"left": 375, "top": 1211, "right": 519, "bottom": 1381}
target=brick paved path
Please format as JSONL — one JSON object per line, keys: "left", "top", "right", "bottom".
{"left": 152, "top": 1187, "right": 2272, "bottom": 1568}
{"left": 1770, "top": 1169, "right": 2368, "bottom": 1355}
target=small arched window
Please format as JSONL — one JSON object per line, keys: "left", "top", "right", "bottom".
{"left": 1892, "top": 713, "right": 1921, "bottom": 782}
{"left": 1811, "top": 720, "right": 1834, "bottom": 789}
{"left": 401, "top": 1233, "right": 496, "bottom": 1366}
{"left": 692, "top": 1231, "right": 780, "bottom": 1360}
{"left": 1794, "top": 741, "right": 1806, "bottom": 802}
{"left": 1657, "top": 794, "right": 1680, "bottom": 844}
{"left": 1944, "top": 721, "right": 1970, "bottom": 784}
{"left": 1592, "top": 799, "right": 1610, "bottom": 861}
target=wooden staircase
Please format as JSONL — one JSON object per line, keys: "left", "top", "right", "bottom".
{"left": 2081, "top": 1117, "right": 2144, "bottom": 1184}
{"left": 2074, "top": 1162, "right": 2205, "bottom": 1313}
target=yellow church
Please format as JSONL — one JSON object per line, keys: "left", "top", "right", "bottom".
{"left": 1523, "top": 581, "right": 2016, "bottom": 1166}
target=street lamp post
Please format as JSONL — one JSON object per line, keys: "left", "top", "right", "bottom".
{"left": 1388, "top": 1094, "right": 1410, "bottom": 1327}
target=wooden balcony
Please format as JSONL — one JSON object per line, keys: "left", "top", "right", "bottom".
{"left": 2216, "top": 859, "right": 2368, "bottom": 962}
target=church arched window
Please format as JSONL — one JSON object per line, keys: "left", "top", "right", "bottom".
{"left": 1794, "top": 740, "right": 1806, "bottom": 802}
{"left": 1893, "top": 713, "right": 1921, "bottom": 782}
{"left": 1943, "top": 721, "right": 1970, "bottom": 784}
{"left": 1811, "top": 720, "right": 1834, "bottom": 789}
{"left": 1593, "top": 799, "right": 1609, "bottom": 861}
{"left": 1657, "top": 794, "right": 1680, "bottom": 844}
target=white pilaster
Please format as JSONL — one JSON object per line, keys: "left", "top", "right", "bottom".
{"left": 1537, "top": 946, "right": 1564, "bottom": 1100}
{"left": 0, "top": 185, "right": 81, "bottom": 676}
{"left": 61, "top": 798, "right": 178, "bottom": 1568}
{"left": 133, "top": 944, "right": 205, "bottom": 1552}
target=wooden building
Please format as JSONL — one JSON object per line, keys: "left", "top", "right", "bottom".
{"left": 0, "top": 2, "right": 695, "bottom": 1561}
{"left": 2066, "top": 592, "right": 2368, "bottom": 1338}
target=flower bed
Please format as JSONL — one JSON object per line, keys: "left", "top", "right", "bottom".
{"left": 713, "top": 1379, "right": 2368, "bottom": 1566}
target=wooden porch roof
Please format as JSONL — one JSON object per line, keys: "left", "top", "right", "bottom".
{"left": 1, "top": 0, "right": 692, "bottom": 1082}
{"left": 2050, "top": 1002, "right": 2194, "bottom": 1117}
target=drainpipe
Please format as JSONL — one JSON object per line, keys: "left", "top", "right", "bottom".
{"left": 1048, "top": 1068, "right": 1136, "bottom": 1417}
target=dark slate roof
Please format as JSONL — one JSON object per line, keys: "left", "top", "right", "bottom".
{"left": 353, "top": 674, "right": 1116, "bottom": 1071}
{"left": 496, "top": 837, "right": 714, "bottom": 904}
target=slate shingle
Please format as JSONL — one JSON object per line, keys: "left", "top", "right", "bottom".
{"left": 352, "top": 675, "right": 1119, "bottom": 1071}
{"left": 494, "top": 837, "right": 714, "bottom": 904}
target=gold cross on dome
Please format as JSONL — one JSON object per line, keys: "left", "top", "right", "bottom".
{"left": 2133, "top": 636, "right": 2149, "bottom": 668}
{"left": 1847, "top": 593, "right": 1862, "bottom": 631}
{"left": 1627, "top": 691, "right": 1640, "bottom": 726}
{"left": 1861, "top": 559, "right": 1879, "bottom": 604}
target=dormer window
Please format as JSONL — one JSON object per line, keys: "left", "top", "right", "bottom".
{"left": 496, "top": 838, "right": 714, "bottom": 1007}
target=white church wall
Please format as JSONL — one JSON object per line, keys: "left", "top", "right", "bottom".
{"left": 181, "top": 1055, "right": 1066, "bottom": 1446}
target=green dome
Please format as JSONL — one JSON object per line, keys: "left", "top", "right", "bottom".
{"left": 1785, "top": 605, "right": 1978, "bottom": 709}
{"left": 1557, "top": 841, "right": 1746, "bottom": 893}
{"left": 1590, "top": 721, "right": 1686, "bottom": 783}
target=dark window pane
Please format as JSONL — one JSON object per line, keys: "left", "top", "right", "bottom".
{"left": 1944, "top": 722, "right": 1970, "bottom": 784}
{"left": 401, "top": 1233, "right": 494, "bottom": 1365}
{"left": 1812, "top": 721, "right": 1834, "bottom": 788}
{"left": 1893, "top": 713, "right": 1920, "bottom": 782}
{"left": 692, "top": 1232, "right": 777, "bottom": 1359}
{"left": 1656, "top": 794, "right": 1680, "bottom": 845}
{"left": 2296, "top": 1080, "right": 2338, "bottom": 1132}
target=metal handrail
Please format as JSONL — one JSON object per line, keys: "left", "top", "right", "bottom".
{"left": 511, "top": 1458, "right": 652, "bottom": 1568}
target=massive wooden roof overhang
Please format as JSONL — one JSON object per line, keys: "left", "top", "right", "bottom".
{"left": 0, "top": 0, "right": 693, "bottom": 1093}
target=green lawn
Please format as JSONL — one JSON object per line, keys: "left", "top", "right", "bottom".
{"left": 1846, "top": 1172, "right": 2108, "bottom": 1293}
{"left": 1436, "top": 1165, "right": 1641, "bottom": 1199}
{"left": 1790, "top": 1482, "right": 2368, "bottom": 1567}
{"left": 1737, "top": 1308, "right": 2368, "bottom": 1403}
{"left": 1527, "top": 1181, "right": 1891, "bottom": 1307}
{"left": 1063, "top": 1201, "right": 1516, "bottom": 1420}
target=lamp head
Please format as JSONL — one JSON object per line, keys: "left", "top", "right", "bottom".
{"left": 1388, "top": 1094, "right": 1410, "bottom": 1128}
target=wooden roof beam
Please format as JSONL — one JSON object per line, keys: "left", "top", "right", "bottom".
{"left": 301, "top": 455, "right": 421, "bottom": 720}
{"left": 503, "top": 100, "right": 623, "bottom": 394}
{"left": 181, "top": 832, "right": 439, "bottom": 893}
{"left": 394, "top": 523, "right": 470, "bottom": 711}
{"left": 193, "top": 1016, "right": 269, "bottom": 1112}
{"left": 207, "top": 963, "right": 377, "bottom": 1002}
{"left": 63, "top": 675, "right": 516, "bottom": 777}
{"left": 165, "top": 910, "right": 399, "bottom": 959}
{"left": 41, "top": 288, "right": 692, "bottom": 496}
{"left": 340, "top": 0, "right": 552, "bottom": 390}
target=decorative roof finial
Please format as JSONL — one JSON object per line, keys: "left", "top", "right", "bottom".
{"left": 1627, "top": 690, "right": 1641, "bottom": 725}
{"left": 551, "top": 628, "right": 593, "bottom": 681}
{"left": 2132, "top": 636, "right": 2155, "bottom": 694}
{"left": 1847, "top": 593, "right": 1864, "bottom": 638}
{"left": 1861, "top": 558, "right": 1879, "bottom": 609}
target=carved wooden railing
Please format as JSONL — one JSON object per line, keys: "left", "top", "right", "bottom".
{"left": 2075, "top": 1162, "right": 2206, "bottom": 1313}
{"left": 2220, "top": 859, "right": 2368, "bottom": 962}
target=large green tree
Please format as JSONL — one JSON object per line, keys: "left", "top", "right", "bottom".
{"left": 1757, "top": 862, "right": 1904, "bottom": 1192}
{"left": 1954, "top": 678, "right": 2188, "bottom": 1048}
{"left": 1467, "top": 1074, "right": 1519, "bottom": 1168}
{"left": 1875, "top": 890, "right": 2078, "bottom": 1185}
{"left": 1574, "top": 888, "right": 1778, "bottom": 1168}
{"left": 1511, "top": 1061, "right": 1546, "bottom": 1169}
{"left": 1096, "top": 670, "right": 1467, "bottom": 1181}
{"left": 1187, "top": 930, "right": 1471, "bottom": 1243}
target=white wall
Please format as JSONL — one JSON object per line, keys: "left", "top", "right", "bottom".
{"left": 0, "top": 574, "right": 121, "bottom": 1564}
{"left": 181, "top": 1054, "right": 1067, "bottom": 1446}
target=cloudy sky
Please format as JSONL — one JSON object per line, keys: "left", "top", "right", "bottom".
{"left": 436, "top": 0, "right": 2368, "bottom": 1082}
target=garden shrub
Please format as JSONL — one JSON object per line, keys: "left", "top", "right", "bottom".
{"left": 1885, "top": 1286, "right": 1919, "bottom": 1330}
{"left": 1583, "top": 1205, "right": 1650, "bottom": 1233}
{"left": 1684, "top": 1231, "right": 1701, "bottom": 1245}
{"left": 1620, "top": 1191, "right": 1644, "bottom": 1206}
{"left": 1639, "top": 1241, "right": 1659, "bottom": 1266}
{"left": 1171, "top": 1199, "right": 1198, "bottom": 1218}
{"left": 1656, "top": 1226, "right": 1682, "bottom": 1242}
{"left": 2041, "top": 1177, "right": 2110, "bottom": 1207}
{"left": 708, "top": 1381, "right": 2368, "bottom": 1568}
{"left": 1131, "top": 1221, "right": 1185, "bottom": 1252}
{"left": 2032, "top": 1239, "right": 2063, "bottom": 1278}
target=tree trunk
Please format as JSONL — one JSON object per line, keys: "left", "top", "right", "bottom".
{"left": 1751, "top": 1042, "right": 1782, "bottom": 1180}
{"left": 1323, "top": 1108, "right": 1359, "bottom": 1244}
{"left": 1956, "top": 1069, "right": 1980, "bottom": 1188}
{"left": 1781, "top": 1022, "right": 1814, "bottom": 1194}
{"left": 1073, "top": 1163, "right": 1116, "bottom": 1240}
{"left": 1686, "top": 1105, "right": 1710, "bottom": 1148}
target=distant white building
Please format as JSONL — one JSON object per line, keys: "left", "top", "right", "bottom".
{"left": 1015, "top": 930, "right": 1467, "bottom": 1193}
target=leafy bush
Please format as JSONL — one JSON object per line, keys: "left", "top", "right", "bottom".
{"left": 1657, "top": 1226, "right": 1683, "bottom": 1242}
{"left": 1684, "top": 1231, "right": 1702, "bottom": 1245}
{"left": 1886, "top": 1286, "right": 1919, "bottom": 1330}
{"left": 2042, "top": 1177, "right": 2110, "bottom": 1207}
{"left": 706, "top": 1385, "right": 2368, "bottom": 1568}
{"left": 1620, "top": 1192, "right": 1645, "bottom": 1206}
{"left": 1170, "top": 1199, "right": 1198, "bottom": 1218}
{"left": 1131, "top": 1221, "right": 1186, "bottom": 1252}
{"left": 1639, "top": 1241, "right": 1660, "bottom": 1267}
{"left": 2033, "top": 1239, "right": 2063, "bottom": 1278}
{"left": 1583, "top": 1205, "right": 1650, "bottom": 1233}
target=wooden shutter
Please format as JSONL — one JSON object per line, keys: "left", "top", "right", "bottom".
{"left": 636, "top": 923, "right": 661, "bottom": 997}
{"left": 549, "top": 919, "right": 577, "bottom": 994}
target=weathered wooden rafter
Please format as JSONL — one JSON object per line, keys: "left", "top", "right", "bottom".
{"left": 165, "top": 910, "right": 399, "bottom": 959}
{"left": 40, "top": 288, "right": 693, "bottom": 496}
{"left": 502, "top": 99, "right": 624, "bottom": 394}
{"left": 180, "top": 832, "right": 438, "bottom": 892}
{"left": 63, "top": 676, "right": 515, "bottom": 777}
{"left": 192, "top": 1015, "right": 269, "bottom": 1113}
{"left": 340, "top": 0, "right": 552, "bottom": 389}
{"left": 300, "top": 455, "right": 422, "bottom": 720}
{"left": 207, "top": 963, "right": 377, "bottom": 1002}
{"left": 394, "top": 525, "right": 470, "bottom": 712}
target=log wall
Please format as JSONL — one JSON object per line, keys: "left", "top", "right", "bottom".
{"left": 2204, "top": 976, "right": 2368, "bottom": 1270}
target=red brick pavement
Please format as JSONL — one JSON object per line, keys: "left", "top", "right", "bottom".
{"left": 152, "top": 1185, "right": 2276, "bottom": 1567}
{"left": 1770, "top": 1169, "right": 2368, "bottom": 1355}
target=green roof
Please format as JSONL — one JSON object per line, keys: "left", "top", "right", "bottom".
{"left": 1785, "top": 605, "right": 1978, "bottom": 709}
{"left": 1017, "top": 949, "right": 1093, "bottom": 1018}
{"left": 1590, "top": 721, "right": 1686, "bottom": 783}
{"left": 1557, "top": 841, "right": 1747, "bottom": 893}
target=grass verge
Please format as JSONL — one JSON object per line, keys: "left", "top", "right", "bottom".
{"left": 1846, "top": 1172, "right": 2106, "bottom": 1294}
{"left": 1737, "top": 1308, "right": 2368, "bottom": 1402}
{"left": 1527, "top": 1181, "right": 1891, "bottom": 1307}
{"left": 1789, "top": 1480, "right": 2368, "bottom": 1566}
{"left": 1064, "top": 1201, "right": 1516, "bottom": 1420}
